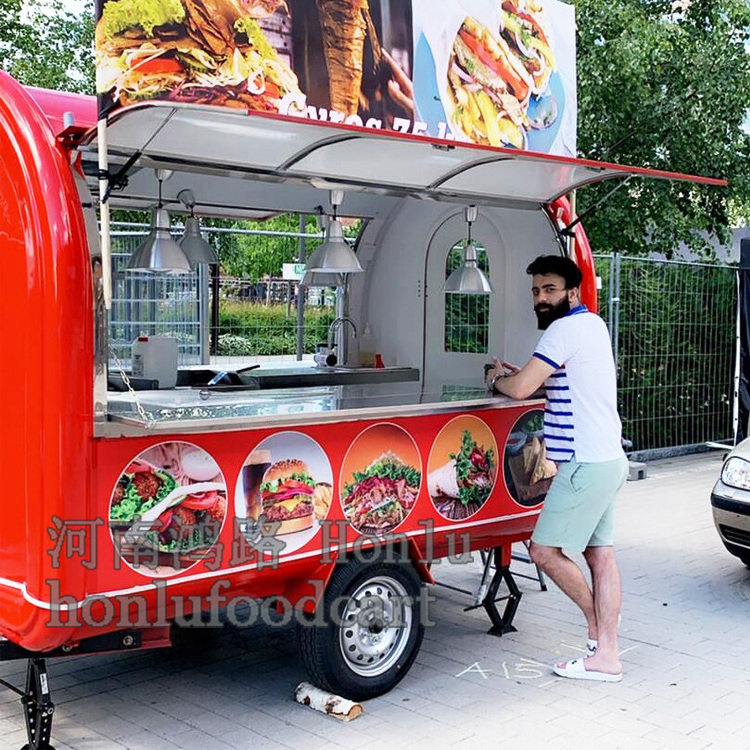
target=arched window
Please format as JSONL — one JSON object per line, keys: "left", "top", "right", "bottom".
{"left": 444, "top": 241, "right": 490, "bottom": 353}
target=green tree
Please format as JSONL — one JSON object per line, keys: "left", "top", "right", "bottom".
{"left": 571, "top": 0, "right": 750, "bottom": 257}
{"left": 0, "top": 0, "right": 94, "bottom": 93}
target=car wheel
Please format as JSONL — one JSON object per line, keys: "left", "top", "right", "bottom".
{"left": 723, "top": 542, "right": 750, "bottom": 568}
{"left": 297, "top": 551, "right": 425, "bottom": 701}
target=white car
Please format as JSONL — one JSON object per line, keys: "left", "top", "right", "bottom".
{"left": 712, "top": 440, "right": 750, "bottom": 567}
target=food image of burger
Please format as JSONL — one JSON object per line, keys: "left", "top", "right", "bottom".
{"left": 446, "top": 13, "right": 556, "bottom": 149}
{"left": 428, "top": 430, "right": 495, "bottom": 520}
{"left": 342, "top": 451, "right": 420, "bottom": 536}
{"left": 259, "top": 459, "right": 316, "bottom": 534}
{"left": 95, "top": 0, "right": 301, "bottom": 110}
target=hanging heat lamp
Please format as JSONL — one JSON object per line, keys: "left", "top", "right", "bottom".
{"left": 443, "top": 205, "right": 493, "bottom": 295}
{"left": 177, "top": 189, "right": 219, "bottom": 267}
{"left": 305, "top": 190, "right": 364, "bottom": 274}
{"left": 126, "top": 169, "right": 192, "bottom": 274}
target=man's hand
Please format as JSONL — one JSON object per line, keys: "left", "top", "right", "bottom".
{"left": 500, "top": 359, "right": 521, "bottom": 376}
{"left": 490, "top": 356, "right": 555, "bottom": 400}
{"left": 486, "top": 357, "right": 516, "bottom": 390}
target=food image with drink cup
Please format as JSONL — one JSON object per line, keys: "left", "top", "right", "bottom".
{"left": 235, "top": 432, "right": 334, "bottom": 554}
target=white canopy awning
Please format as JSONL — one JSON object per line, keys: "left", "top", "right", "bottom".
{"left": 77, "top": 102, "right": 726, "bottom": 218}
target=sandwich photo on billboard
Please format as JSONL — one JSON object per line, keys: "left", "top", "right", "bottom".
{"left": 446, "top": 10, "right": 557, "bottom": 149}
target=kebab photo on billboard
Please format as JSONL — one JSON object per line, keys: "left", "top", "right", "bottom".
{"left": 446, "top": 8, "right": 556, "bottom": 149}
{"left": 428, "top": 429, "right": 495, "bottom": 520}
{"left": 342, "top": 450, "right": 420, "bottom": 536}
{"left": 95, "top": 0, "right": 302, "bottom": 110}
{"left": 109, "top": 443, "right": 227, "bottom": 571}
{"left": 297, "top": 0, "right": 413, "bottom": 124}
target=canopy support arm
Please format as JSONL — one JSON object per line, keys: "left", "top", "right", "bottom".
{"left": 556, "top": 175, "right": 634, "bottom": 238}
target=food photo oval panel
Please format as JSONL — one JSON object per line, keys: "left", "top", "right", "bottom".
{"left": 503, "top": 409, "right": 557, "bottom": 507}
{"left": 427, "top": 415, "right": 498, "bottom": 521}
{"left": 109, "top": 441, "right": 228, "bottom": 577}
{"left": 235, "top": 431, "right": 334, "bottom": 555}
{"left": 339, "top": 423, "right": 422, "bottom": 537}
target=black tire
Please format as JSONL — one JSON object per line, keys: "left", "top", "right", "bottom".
{"left": 297, "top": 550, "right": 425, "bottom": 701}
{"left": 723, "top": 542, "right": 750, "bottom": 568}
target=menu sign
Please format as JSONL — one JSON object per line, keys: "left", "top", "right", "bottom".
{"left": 94, "top": 0, "right": 576, "bottom": 155}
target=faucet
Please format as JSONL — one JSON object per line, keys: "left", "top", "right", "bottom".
{"left": 328, "top": 316, "right": 358, "bottom": 363}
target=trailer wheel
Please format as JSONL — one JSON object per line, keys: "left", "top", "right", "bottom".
{"left": 297, "top": 553, "right": 425, "bottom": 701}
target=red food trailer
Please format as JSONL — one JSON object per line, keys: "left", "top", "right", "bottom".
{"left": 0, "top": 2, "right": 725, "bottom": 746}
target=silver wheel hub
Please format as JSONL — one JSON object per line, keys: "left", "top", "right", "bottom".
{"left": 339, "top": 575, "right": 414, "bottom": 678}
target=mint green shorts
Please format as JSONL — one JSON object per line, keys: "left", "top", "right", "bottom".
{"left": 531, "top": 455, "right": 629, "bottom": 552}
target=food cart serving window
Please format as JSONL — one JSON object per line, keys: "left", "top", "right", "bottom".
{"left": 0, "top": 1, "right": 726, "bottom": 746}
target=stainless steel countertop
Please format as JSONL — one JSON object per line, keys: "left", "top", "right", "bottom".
{"left": 102, "top": 380, "right": 544, "bottom": 437}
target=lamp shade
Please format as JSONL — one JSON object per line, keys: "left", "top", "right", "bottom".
{"left": 180, "top": 216, "right": 218, "bottom": 266}
{"left": 126, "top": 209, "right": 192, "bottom": 274}
{"left": 301, "top": 269, "right": 344, "bottom": 287}
{"left": 305, "top": 219, "right": 363, "bottom": 273}
{"left": 443, "top": 243, "right": 493, "bottom": 294}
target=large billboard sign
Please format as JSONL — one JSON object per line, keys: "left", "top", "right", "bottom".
{"left": 95, "top": 0, "right": 576, "bottom": 155}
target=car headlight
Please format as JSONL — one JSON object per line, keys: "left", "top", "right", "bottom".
{"left": 721, "top": 457, "right": 750, "bottom": 490}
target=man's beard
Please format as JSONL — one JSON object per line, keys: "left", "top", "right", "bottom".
{"left": 534, "top": 296, "right": 571, "bottom": 330}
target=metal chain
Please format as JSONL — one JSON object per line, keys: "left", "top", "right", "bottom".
{"left": 109, "top": 347, "right": 154, "bottom": 427}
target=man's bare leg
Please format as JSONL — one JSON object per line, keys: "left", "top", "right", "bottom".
{"left": 529, "top": 542, "right": 597, "bottom": 638}
{"left": 580, "top": 545, "right": 622, "bottom": 675}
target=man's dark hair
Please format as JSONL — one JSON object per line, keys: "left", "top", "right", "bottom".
{"left": 526, "top": 255, "right": 582, "bottom": 289}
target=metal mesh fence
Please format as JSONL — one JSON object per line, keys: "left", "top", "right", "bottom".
{"left": 595, "top": 254, "right": 737, "bottom": 453}
{"left": 109, "top": 224, "right": 339, "bottom": 367}
{"left": 444, "top": 242, "right": 490, "bottom": 353}
{"left": 211, "top": 230, "right": 336, "bottom": 362}
{"left": 110, "top": 233, "right": 202, "bottom": 367}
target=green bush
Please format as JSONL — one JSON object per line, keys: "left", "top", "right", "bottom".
{"left": 217, "top": 301, "right": 336, "bottom": 356}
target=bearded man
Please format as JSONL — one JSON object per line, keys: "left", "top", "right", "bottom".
{"left": 486, "top": 254, "right": 628, "bottom": 682}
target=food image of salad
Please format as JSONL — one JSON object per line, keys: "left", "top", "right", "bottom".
{"left": 428, "top": 430, "right": 495, "bottom": 520}
{"left": 522, "top": 412, "right": 544, "bottom": 434}
{"left": 342, "top": 451, "right": 421, "bottom": 535}
{"left": 109, "top": 445, "right": 227, "bottom": 570}
{"left": 111, "top": 461, "right": 177, "bottom": 522}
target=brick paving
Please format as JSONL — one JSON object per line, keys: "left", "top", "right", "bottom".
{"left": 1, "top": 451, "right": 748, "bottom": 750}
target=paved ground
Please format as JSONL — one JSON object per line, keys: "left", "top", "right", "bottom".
{"left": 1, "top": 451, "right": 748, "bottom": 750}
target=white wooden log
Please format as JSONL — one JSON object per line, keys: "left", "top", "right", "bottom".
{"left": 293, "top": 682, "right": 363, "bottom": 721}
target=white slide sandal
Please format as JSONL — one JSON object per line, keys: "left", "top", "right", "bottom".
{"left": 553, "top": 658, "right": 622, "bottom": 682}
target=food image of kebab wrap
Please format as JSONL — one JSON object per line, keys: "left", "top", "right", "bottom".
{"left": 342, "top": 451, "right": 420, "bottom": 535}
{"left": 498, "top": 0, "right": 556, "bottom": 96}
{"left": 96, "top": 0, "right": 300, "bottom": 110}
{"left": 316, "top": 0, "right": 369, "bottom": 116}
{"left": 428, "top": 430, "right": 495, "bottom": 520}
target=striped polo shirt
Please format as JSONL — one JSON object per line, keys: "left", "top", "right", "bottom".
{"left": 533, "top": 305, "right": 624, "bottom": 463}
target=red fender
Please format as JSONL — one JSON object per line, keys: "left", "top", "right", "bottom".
{"left": 547, "top": 197, "right": 598, "bottom": 314}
